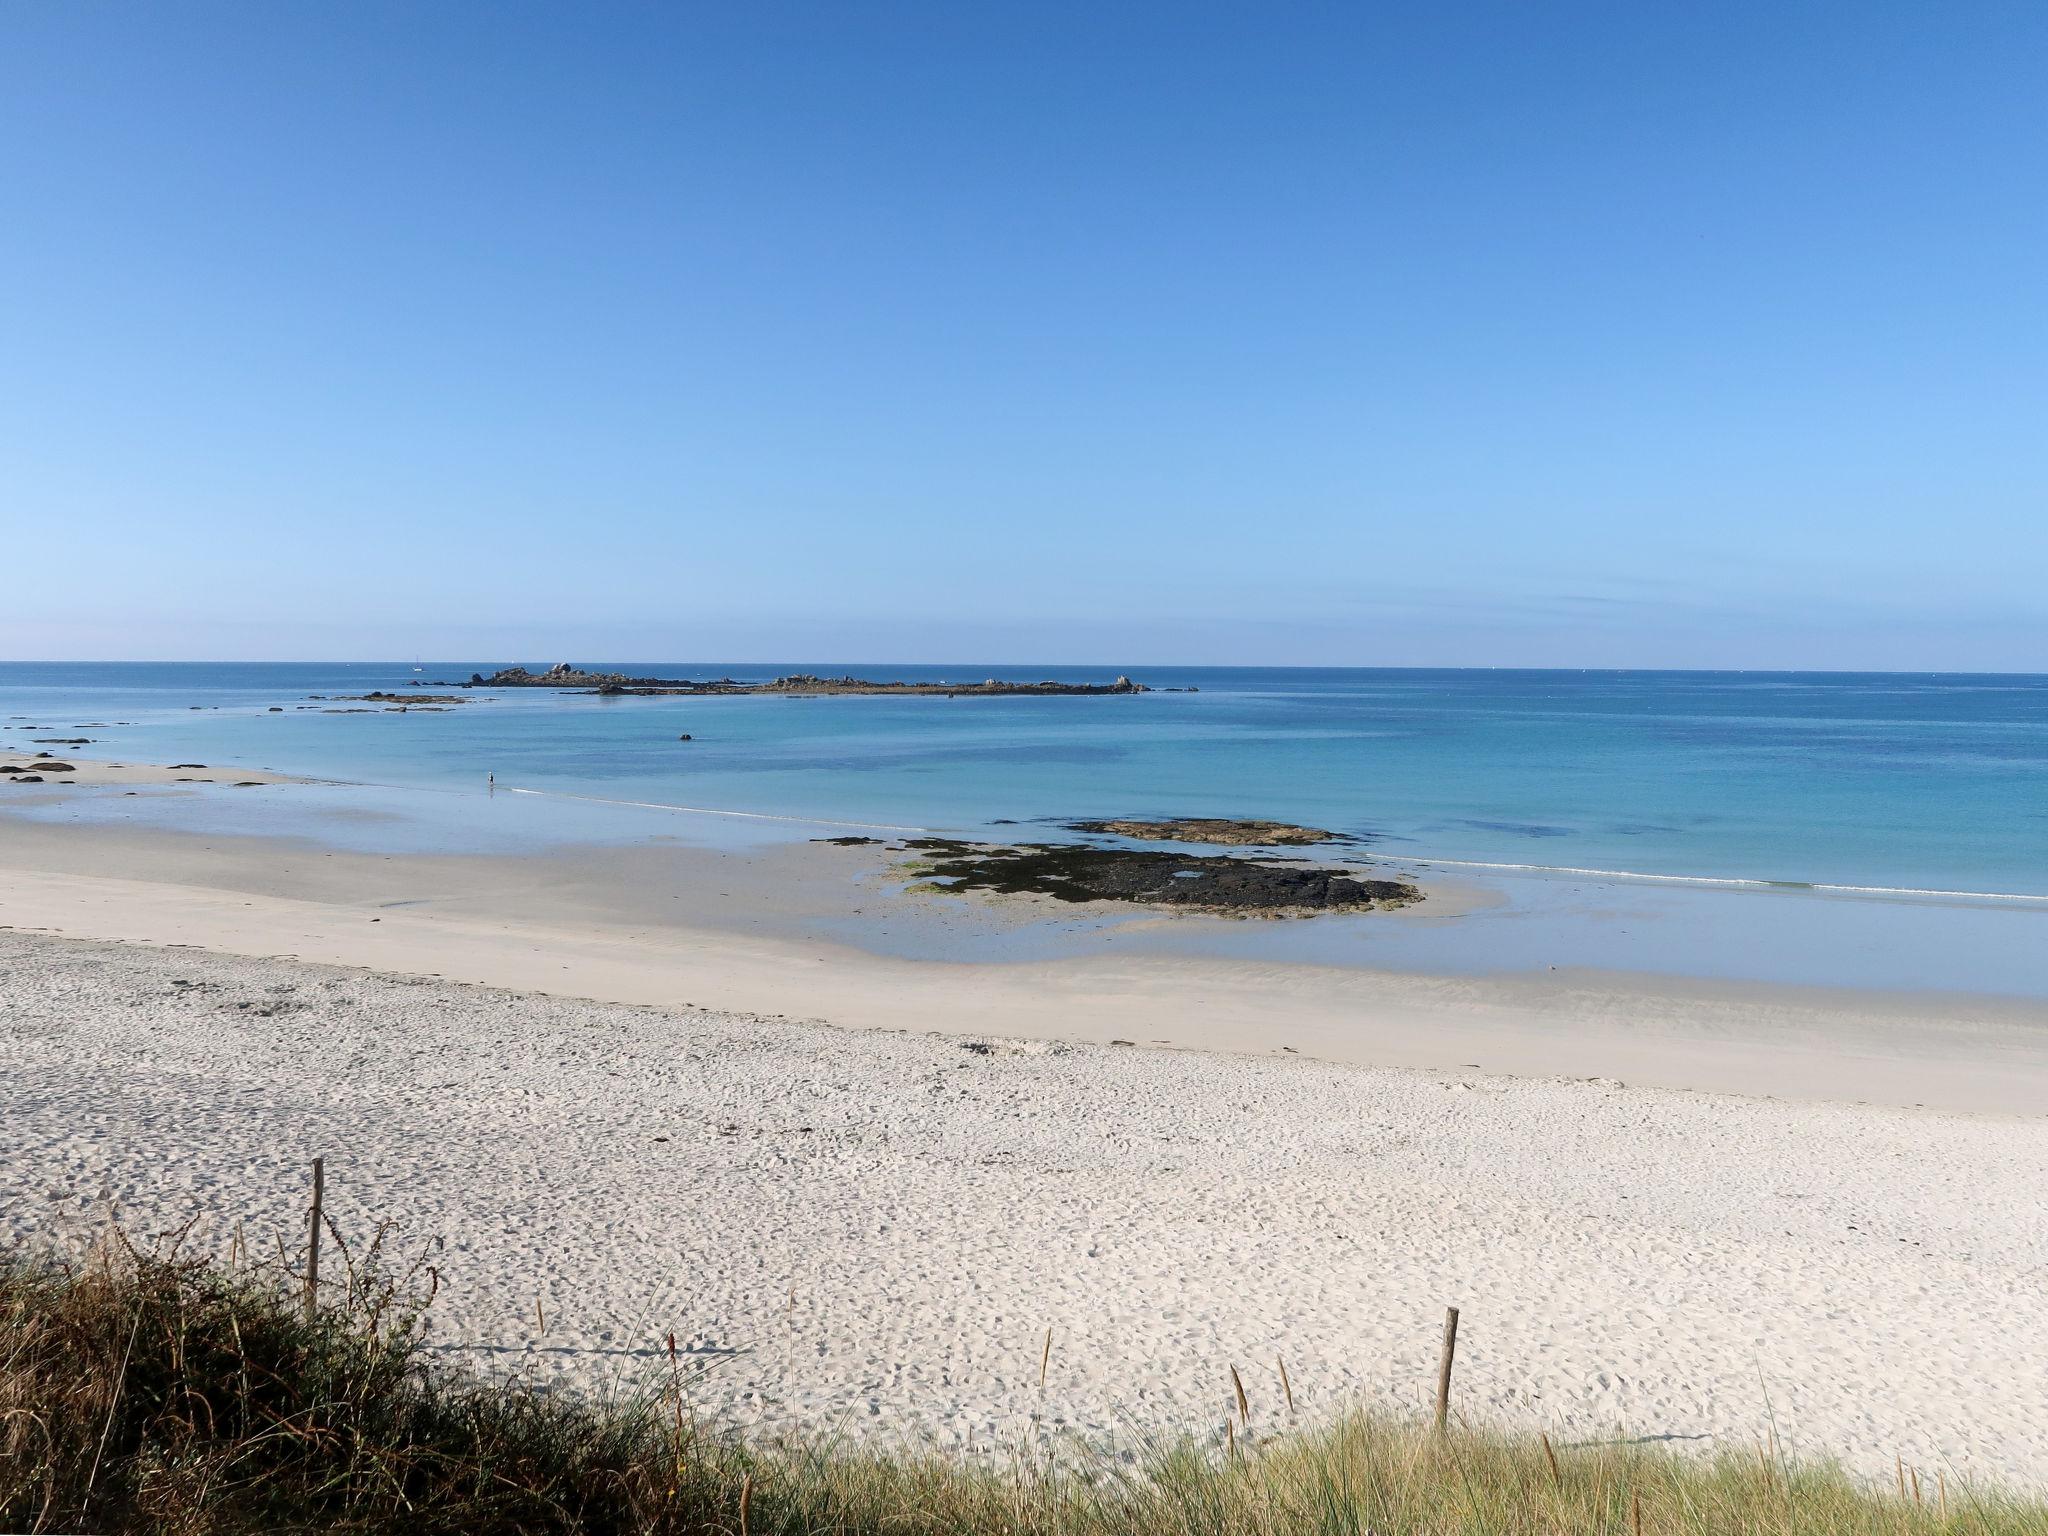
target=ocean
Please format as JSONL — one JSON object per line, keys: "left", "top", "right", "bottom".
{"left": 5, "top": 662, "right": 2046, "bottom": 899}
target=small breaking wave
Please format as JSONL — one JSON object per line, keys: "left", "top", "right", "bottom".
{"left": 495, "top": 784, "right": 927, "bottom": 835}
{"left": 1405, "top": 855, "right": 2048, "bottom": 905}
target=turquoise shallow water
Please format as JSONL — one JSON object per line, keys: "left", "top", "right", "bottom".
{"left": 4, "top": 662, "right": 2046, "bottom": 896}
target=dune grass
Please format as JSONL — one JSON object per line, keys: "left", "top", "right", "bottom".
{"left": 2, "top": 1232, "right": 2040, "bottom": 1534}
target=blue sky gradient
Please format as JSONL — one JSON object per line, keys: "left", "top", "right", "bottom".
{"left": 3, "top": 2, "right": 2044, "bottom": 667}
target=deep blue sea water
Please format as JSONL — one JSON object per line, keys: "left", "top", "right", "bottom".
{"left": 4, "top": 662, "right": 2047, "bottom": 898}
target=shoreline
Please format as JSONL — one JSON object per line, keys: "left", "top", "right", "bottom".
{"left": 1, "top": 809, "right": 2045, "bottom": 1113}
{"left": 10, "top": 737, "right": 2048, "bottom": 907}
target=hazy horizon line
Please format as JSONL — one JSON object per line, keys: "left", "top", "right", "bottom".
{"left": 5, "top": 658, "right": 2046, "bottom": 679}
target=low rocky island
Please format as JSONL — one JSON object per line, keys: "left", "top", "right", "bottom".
{"left": 309, "top": 692, "right": 471, "bottom": 706}
{"left": 452, "top": 664, "right": 1148, "bottom": 697}
{"left": 875, "top": 837, "right": 1419, "bottom": 916}
{"left": 1066, "top": 817, "right": 1350, "bottom": 846}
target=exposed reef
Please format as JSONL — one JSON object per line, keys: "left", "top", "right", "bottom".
{"left": 1066, "top": 817, "right": 1349, "bottom": 847}
{"left": 880, "top": 837, "right": 1419, "bottom": 916}
{"left": 453, "top": 665, "right": 1147, "bottom": 697}
{"left": 308, "top": 693, "right": 472, "bottom": 707}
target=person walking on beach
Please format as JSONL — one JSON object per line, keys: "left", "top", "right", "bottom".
{"left": 488, "top": 771, "right": 494, "bottom": 795}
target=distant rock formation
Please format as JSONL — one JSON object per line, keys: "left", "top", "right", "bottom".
{"left": 316, "top": 692, "right": 471, "bottom": 706}
{"left": 456, "top": 667, "right": 1149, "bottom": 698}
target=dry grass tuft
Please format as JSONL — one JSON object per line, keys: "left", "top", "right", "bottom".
{"left": 2, "top": 1233, "right": 2042, "bottom": 1534}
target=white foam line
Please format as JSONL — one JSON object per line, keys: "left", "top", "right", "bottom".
{"left": 1407, "top": 855, "right": 2048, "bottom": 905}
{"left": 497, "top": 784, "right": 928, "bottom": 835}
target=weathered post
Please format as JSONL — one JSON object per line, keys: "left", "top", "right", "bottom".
{"left": 305, "top": 1157, "right": 325, "bottom": 1324}
{"left": 1435, "top": 1306, "right": 1460, "bottom": 1431}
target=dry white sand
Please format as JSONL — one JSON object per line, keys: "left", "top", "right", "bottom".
{"left": 4, "top": 930, "right": 2046, "bottom": 1488}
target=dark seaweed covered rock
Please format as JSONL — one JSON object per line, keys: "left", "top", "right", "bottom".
{"left": 898, "top": 839, "right": 1418, "bottom": 916}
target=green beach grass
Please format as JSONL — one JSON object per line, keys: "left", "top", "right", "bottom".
{"left": 3, "top": 1233, "right": 2039, "bottom": 1535}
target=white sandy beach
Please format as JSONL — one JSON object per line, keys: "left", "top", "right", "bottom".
{"left": 4, "top": 921, "right": 2048, "bottom": 1487}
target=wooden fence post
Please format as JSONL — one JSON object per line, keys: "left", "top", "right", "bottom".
{"left": 305, "top": 1157, "right": 325, "bottom": 1324}
{"left": 1435, "top": 1306, "right": 1460, "bottom": 1431}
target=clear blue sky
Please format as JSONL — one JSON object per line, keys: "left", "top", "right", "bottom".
{"left": 3, "top": 2, "right": 2043, "bottom": 668}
